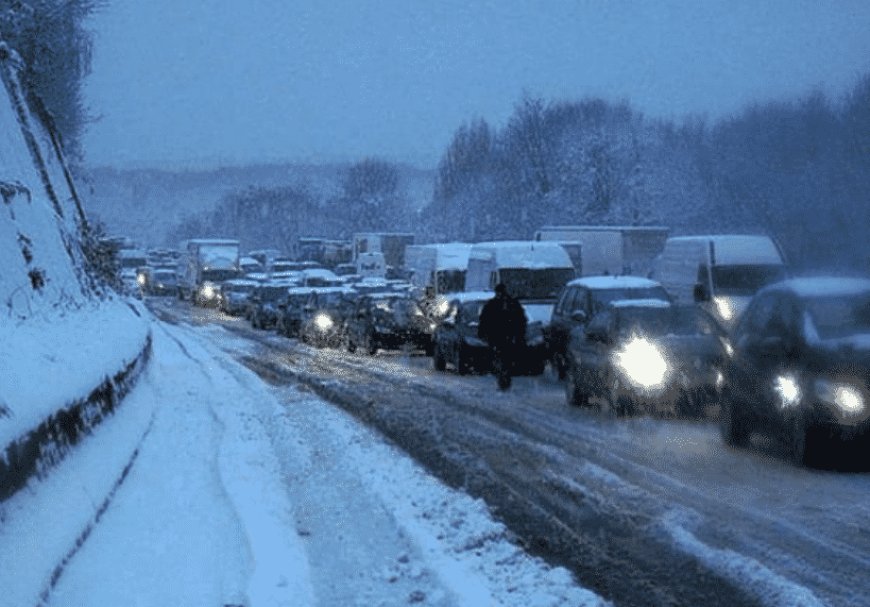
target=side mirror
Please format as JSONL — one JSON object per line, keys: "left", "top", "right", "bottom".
{"left": 693, "top": 283, "right": 710, "bottom": 303}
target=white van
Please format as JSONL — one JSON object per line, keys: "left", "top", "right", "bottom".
{"left": 405, "top": 243, "right": 473, "bottom": 297}
{"left": 651, "top": 234, "right": 787, "bottom": 329}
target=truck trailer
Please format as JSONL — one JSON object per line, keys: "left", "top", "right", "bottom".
{"left": 533, "top": 225, "right": 669, "bottom": 277}
{"left": 178, "top": 238, "right": 241, "bottom": 306}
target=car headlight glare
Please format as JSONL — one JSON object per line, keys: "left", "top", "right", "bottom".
{"left": 713, "top": 296, "right": 735, "bottom": 322}
{"left": 201, "top": 284, "right": 216, "bottom": 299}
{"left": 314, "top": 313, "right": 334, "bottom": 331}
{"left": 774, "top": 374, "right": 801, "bottom": 408}
{"left": 613, "top": 337, "right": 669, "bottom": 389}
{"left": 815, "top": 380, "right": 865, "bottom": 416}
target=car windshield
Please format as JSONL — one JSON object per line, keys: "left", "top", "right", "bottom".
{"left": 202, "top": 269, "right": 239, "bottom": 282}
{"left": 259, "top": 286, "right": 288, "bottom": 301}
{"left": 314, "top": 291, "right": 351, "bottom": 308}
{"left": 615, "top": 305, "right": 721, "bottom": 338}
{"left": 805, "top": 292, "right": 870, "bottom": 340}
{"left": 435, "top": 270, "right": 465, "bottom": 293}
{"left": 460, "top": 301, "right": 485, "bottom": 322}
{"left": 590, "top": 286, "right": 670, "bottom": 315}
{"left": 711, "top": 264, "right": 786, "bottom": 296}
{"left": 225, "top": 283, "right": 254, "bottom": 293}
{"left": 153, "top": 271, "right": 176, "bottom": 282}
{"left": 499, "top": 268, "right": 575, "bottom": 300}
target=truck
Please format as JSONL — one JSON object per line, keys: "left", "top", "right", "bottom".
{"left": 533, "top": 225, "right": 670, "bottom": 277}
{"left": 650, "top": 234, "right": 788, "bottom": 330}
{"left": 465, "top": 240, "right": 576, "bottom": 328}
{"left": 405, "top": 242, "right": 473, "bottom": 297}
{"left": 177, "top": 239, "right": 241, "bottom": 306}
{"left": 352, "top": 232, "right": 415, "bottom": 278}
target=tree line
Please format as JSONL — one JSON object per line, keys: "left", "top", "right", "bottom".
{"left": 176, "top": 74, "right": 870, "bottom": 273}
{"left": 1, "top": 0, "right": 101, "bottom": 161}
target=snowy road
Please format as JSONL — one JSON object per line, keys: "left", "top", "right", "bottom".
{"left": 149, "top": 298, "right": 870, "bottom": 607}
{"left": 1, "top": 305, "right": 602, "bottom": 607}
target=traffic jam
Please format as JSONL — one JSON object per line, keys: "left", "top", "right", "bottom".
{"left": 133, "top": 228, "right": 870, "bottom": 468}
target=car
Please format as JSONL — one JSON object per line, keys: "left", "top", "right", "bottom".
{"left": 719, "top": 277, "right": 870, "bottom": 466}
{"left": 247, "top": 281, "right": 297, "bottom": 329}
{"left": 344, "top": 293, "right": 434, "bottom": 355}
{"left": 298, "top": 286, "right": 358, "bottom": 348}
{"left": 431, "top": 292, "right": 548, "bottom": 376}
{"left": 549, "top": 276, "right": 672, "bottom": 379}
{"left": 146, "top": 267, "right": 179, "bottom": 296}
{"left": 275, "top": 287, "right": 316, "bottom": 338}
{"left": 218, "top": 278, "right": 259, "bottom": 315}
{"left": 564, "top": 299, "right": 728, "bottom": 416}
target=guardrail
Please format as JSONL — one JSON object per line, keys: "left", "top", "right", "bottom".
{"left": 0, "top": 333, "right": 152, "bottom": 502}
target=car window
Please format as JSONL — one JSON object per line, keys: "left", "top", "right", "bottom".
{"left": 586, "top": 310, "right": 611, "bottom": 338}
{"left": 742, "top": 293, "right": 778, "bottom": 336}
{"left": 555, "top": 287, "right": 572, "bottom": 315}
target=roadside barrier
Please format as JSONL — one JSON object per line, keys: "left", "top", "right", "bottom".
{"left": 0, "top": 333, "right": 152, "bottom": 502}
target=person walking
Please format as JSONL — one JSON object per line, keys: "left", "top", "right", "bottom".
{"left": 478, "top": 283, "right": 527, "bottom": 390}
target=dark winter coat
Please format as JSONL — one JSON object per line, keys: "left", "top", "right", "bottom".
{"left": 478, "top": 293, "right": 527, "bottom": 347}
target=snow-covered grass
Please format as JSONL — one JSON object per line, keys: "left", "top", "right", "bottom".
{"left": 1, "top": 317, "right": 608, "bottom": 606}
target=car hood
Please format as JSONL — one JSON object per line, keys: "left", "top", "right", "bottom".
{"left": 815, "top": 333, "right": 870, "bottom": 374}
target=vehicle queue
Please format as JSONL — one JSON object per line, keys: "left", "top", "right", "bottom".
{"left": 135, "top": 230, "right": 870, "bottom": 468}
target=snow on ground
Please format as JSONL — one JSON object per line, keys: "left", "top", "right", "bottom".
{"left": 1, "top": 314, "right": 607, "bottom": 606}
{"left": 0, "top": 298, "right": 150, "bottom": 446}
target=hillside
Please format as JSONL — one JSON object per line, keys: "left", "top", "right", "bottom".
{"left": 81, "top": 162, "right": 435, "bottom": 248}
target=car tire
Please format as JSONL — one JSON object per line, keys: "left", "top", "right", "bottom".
{"left": 554, "top": 354, "right": 568, "bottom": 381}
{"left": 456, "top": 345, "right": 470, "bottom": 375}
{"left": 565, "top": 367, "right": 588, "bottom": 407}
{"left": 789, "top": 413, "right": 823, "bottom": 467}
{"left": 366, "top": 333, "right": 378, "bottom": 355}
{"left": 433, "top": 343, "right": 447, "bottom": 372}
{"left": 719, "top": 391, "right": 750, "bottom": 447}
{"left": 346, "top": 337, "right": 357, "bottom": 353}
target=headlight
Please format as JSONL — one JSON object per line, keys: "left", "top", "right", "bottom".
{"left": 613, "top": 337, "right": 669, "bottom": 390}
{"left": 136, "top": 274, "right": 147, "bottom": 286}
{"left": 774, "top": 374, "right": 801, "bottom": 408}
{"left": 201, "top": 284, "right": 216, "bottom": 300}
{"left": 815, "top": 380, "right": 865, "bottom": 416}
{"left": 713, "top": 296, "right": 735, "bottom": 322}
{"left": 314, "top": 313, "right": 334, "bottom": 331}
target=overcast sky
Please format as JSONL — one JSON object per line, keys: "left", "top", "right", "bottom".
{"left": 82, "top": 0, "right": 870, "bottom": 170}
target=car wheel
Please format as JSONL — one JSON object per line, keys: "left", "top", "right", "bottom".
{"left": 366, "top": 333, "right": 378, "bottom": 355}
{"left": 719, "top": 390, "right": 750, "bottom": 447}
{"left": 456, "top": 344, "right": 470, "bottom": 375}
{"left": 607, "top": 377, "right": 633, "bottom": 416}
{"left": 346, "top": 336, "right": 357, "bottom": 353}
{"left": 555, "top": 354, "right": 568, "bottom": 381}
{"left": 565, "top": 366, "right": 588, "bottom": 407}
{"left": 789, "top": 413, "right": 823, "bottom": 467}
{"left": 433, "top": 343, "right": 447, "bottom": 372}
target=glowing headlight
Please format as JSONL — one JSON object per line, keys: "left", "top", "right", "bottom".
{"left": 713, "top": 296, "right": 735, "bottom": 322}
{"left": 613, "top": 337, "right": 669, "bottom": 389}
{"left": 774, "top": 375, "right": 801, "bottom": 408}
{"left": 314, "top": 313, "right": 334, "bottom": 331}
{"left": 201, "top": 284, "right": 216, "bottom": 300}
{"left": 136, "top": 274, "right": 147, "bottom": 286}
{"left": 815, "top": 380, "right": 865, "bottom": 416}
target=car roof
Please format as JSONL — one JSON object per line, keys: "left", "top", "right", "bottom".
{"left": 451, "top": 291, "right": 494, "bottom": 303}
{"left": 760, "top": 276, "right": 870, "bottom": 299}
{"left": 609, "top": 298, "right": 672, "bottom": 309}
{"left": 566, "top": 275, "right": 663, "bottom": 290}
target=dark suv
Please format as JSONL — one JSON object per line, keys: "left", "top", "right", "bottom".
{"left": 549, "top": 276, "right": 671, "bottom": 379}
{"left": 720, "top": 277, "right": 870, "bottom": 466}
